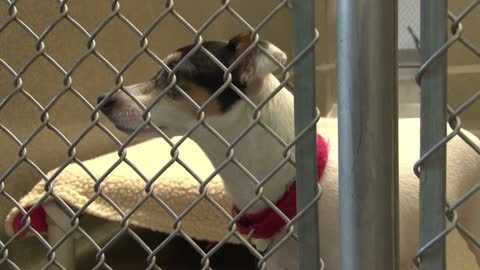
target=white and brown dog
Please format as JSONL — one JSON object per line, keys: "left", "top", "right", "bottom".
{"left": 98, "top": 32, "right": 480, "bottom": 269}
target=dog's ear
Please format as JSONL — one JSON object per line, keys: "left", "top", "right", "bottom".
{"left": 227, "top": 32, "right": 287, "bottom": 84}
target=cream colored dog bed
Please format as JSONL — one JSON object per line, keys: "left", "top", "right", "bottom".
{"left": 4, "top": 137, "right": 235, "bottom": 243}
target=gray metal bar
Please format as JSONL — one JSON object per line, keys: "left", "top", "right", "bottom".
{"left": 419, "top": 0, "right": 448, "bottom": 269}
{"left": 337, "top": 0, "right": 399, "bottom": 269}
{"left": 292, "top": 0, "right": 321, "bottom": 269}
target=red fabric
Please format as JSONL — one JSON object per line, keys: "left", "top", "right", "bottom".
{"left": 232, "top": 134, "right": 329, "bottom": 239}
{"left": 13, "top": 206, "right": 48, "bottom": 238}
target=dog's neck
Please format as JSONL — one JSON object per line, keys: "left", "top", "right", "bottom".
{"left": 191, "top": 74, "right": 296, "bottom": 213}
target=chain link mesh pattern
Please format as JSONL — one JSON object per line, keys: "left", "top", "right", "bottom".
{"left": 2, "top": 0, "right": 479, "bottom": 269}
{"left": 0, "top": 0, "right": 321, "bottom": 269}
{"left": 413, "top": 0, "right": 479, "bottom": 267}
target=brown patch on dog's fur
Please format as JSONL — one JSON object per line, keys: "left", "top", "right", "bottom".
{"left": 176, "top": 82, "right": 223, "bottom": 116}
{"left": 231, "top": 31, "right": 253, "bottom": 53}
{"left": 229, "top": 31, "right": 255, "bottom": 76}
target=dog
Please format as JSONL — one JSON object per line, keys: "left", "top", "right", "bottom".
{"left": 98, "top": 32, "right": 480, "bottom": 269}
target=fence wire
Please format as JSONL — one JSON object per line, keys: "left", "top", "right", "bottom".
{"left": 1, "top": 0, "right": 479, "bottom": 270}
{"left": 413, "top": 0, "right": 479, "bottom": 268}
{"left": 0, "top": 0, "right": 320, "bottom": 269}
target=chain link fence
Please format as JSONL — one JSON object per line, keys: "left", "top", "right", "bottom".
{"left": 413, "top": 0, "right": 479, "bottom": 269}
{"left": 0, "top": 0, "right": 322, "bottom": 269}
{"left": 1, "top": 0, "right": 479, "bottom": 269}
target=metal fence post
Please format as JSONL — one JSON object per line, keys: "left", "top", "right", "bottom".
{"left": 292, "top": 0, "right": 321, "bottom": 269}
{"left": 337, "top": 0, "right": 399, "bottom": 269}
{"left": 418, "top": 0, "right": 448, "bottom": 269}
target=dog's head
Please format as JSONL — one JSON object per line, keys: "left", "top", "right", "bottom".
{"left": 98, "top": 32, "right": 287, "bottom": 137}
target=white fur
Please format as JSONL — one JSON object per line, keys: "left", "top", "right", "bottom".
{"left": 103, "top": 43, "right": 480, "bottom": 269}
{"left": 190, "top": 76, "right": 297, "bottom": 213}
{"left": 241, "top": 43, "right": 287, "bottom": 84}
{"left": 177, "top": 74, "right": 480, "bottom": 269}
{"left": 202, "top": 75, "right": 480, "bottom": 270}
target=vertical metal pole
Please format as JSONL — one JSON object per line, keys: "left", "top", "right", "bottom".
{"left": 337, "top": 0, "right": 399, "bottom": 269}
{"left": 292, "top": 0, "right": 320, "bottom": 269}
{"left": 419, "top": 0, "right": 447, "bottom": 269}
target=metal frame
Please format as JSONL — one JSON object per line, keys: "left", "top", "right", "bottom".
{"left": 418, "top": 0, "right": 448, "bottom": 269}
{"left": 337, "top": 0, "right": 399, "bottom": 270}
{"left": 292, "top": 0, "right": 321, "bottom": 269}
{"left": 413, "top": 0, "right": 480, "bottom": 269}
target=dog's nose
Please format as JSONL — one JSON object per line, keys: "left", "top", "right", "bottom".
{"left": 97, "top": 96, "right": 115, "bottom": 112}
